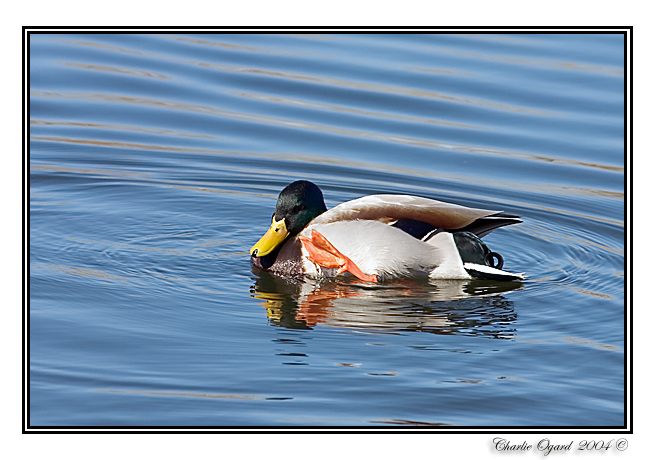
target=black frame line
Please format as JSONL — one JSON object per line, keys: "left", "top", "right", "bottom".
{"left": 23, "top": 26, "right": 632, "bottom": 434}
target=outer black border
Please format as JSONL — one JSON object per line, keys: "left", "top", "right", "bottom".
{"left": 24, "top": 26, "right": 632, "bottom": 434}
{"left": 23, "top": 27, "right": 28, "bottom": 435}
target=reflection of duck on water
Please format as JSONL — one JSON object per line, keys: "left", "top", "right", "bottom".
{"left": 251, "top": 273, "right": 519, "bottom": 338}
{"left": 251, "top": 181, "right": 524, "bottom": 283}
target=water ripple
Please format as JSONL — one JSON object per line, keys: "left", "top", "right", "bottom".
{"left": 61, "top": 62, "right": 173, "bottom": 80}
{"left": 427, "top": 44, "right": 624, "bottom": 77}
{"left": 229, "top": 90, "right": 487, "bottom": 130}
{"left": 30, "top": 90, "right": 622, "bottom": 173}
{"left": 31, "top": 119, "right": 218, "bottom": 139}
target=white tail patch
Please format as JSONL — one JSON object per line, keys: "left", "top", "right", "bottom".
{"left": 426, "top": 232, "right": 471, "bottom": 279}
{"left": 464, "top": 262, "right": 525, "bottom": 280}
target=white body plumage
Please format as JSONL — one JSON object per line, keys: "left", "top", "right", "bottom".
{"left": 299, "top": 220, "right": 472, "bottom": 280}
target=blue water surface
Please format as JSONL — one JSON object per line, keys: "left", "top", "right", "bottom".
{"left": 29, "top": 32, "right": 625, "bottom": 427}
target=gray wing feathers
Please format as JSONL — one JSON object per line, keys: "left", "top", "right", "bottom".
{"left": 311, "top": 195, "right": 498, "bottom": 230}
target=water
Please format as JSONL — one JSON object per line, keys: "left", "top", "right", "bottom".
{"left": 29, "top": 33, "right": 625, "bottom": 427}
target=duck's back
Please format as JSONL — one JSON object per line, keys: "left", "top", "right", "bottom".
{"left": 311, "top": 195, "right": 496, "bottom": 230}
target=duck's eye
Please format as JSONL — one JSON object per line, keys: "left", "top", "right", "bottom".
{"left": 292, "top": 204, "right": 306, "bottom": 213}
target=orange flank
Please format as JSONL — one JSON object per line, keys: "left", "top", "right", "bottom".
{"left": 298, "top": 230, "right": 378, "bottom": 283}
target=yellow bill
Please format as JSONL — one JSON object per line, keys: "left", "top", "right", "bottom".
{"left": 251, "top": 217, "right": 289, "bottom": 257}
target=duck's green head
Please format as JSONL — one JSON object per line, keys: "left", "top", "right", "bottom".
{"left": 251, "top": 180, "right": 327, "bottom": 257}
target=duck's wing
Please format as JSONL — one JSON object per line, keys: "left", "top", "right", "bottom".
{"left": 311, "top": 194, "right": 500, "bottom": 230}
{"left": 457, "top": 212, "right": 522, "bottom": 237}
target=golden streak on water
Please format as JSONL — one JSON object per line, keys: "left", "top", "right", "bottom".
{"left": 562, "top": 337, "right": 618, "bottom": 351}
{"left": 60, "top": 62, "right": 173, "bottom": 80}
{"left": 31, "top": 118, "right": 218, "bottom": 139}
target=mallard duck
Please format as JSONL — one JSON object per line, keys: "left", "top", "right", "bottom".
{"left": 250, "top": 180, "right": 524, "bottom": 282}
